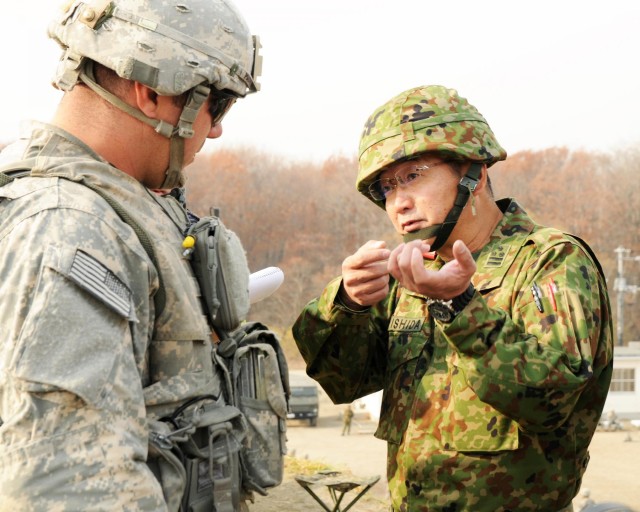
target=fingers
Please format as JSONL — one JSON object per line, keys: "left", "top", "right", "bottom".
{"left": 388, "top": 241, "right": 430, "bottom": 282}
{"left": 388, "top": 239, "right": 476, "bottom": 299}
{"left": 341, "top": 240, "right": 391, "bottom": 306}
{"left": 342, "top": 274, "right": 390, "bottom": 306}
{"left": 344, "top": 240, "right": 390, "bottom": 269}
{"left": 339, "top": 239, "right": 476, "bottom": 307}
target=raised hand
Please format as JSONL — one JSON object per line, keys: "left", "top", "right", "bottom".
{"left": 388, "top": 239, "right": 476, "bottom": 300}
{"left": 340, "top": 240, "right": 391, "bottom": 307}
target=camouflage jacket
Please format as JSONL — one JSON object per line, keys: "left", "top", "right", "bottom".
{"left": 292, "top": 199, "right": 613, "bottom": 511}
{"left": 0, "top": 124, "right": 217, "bottom": 511}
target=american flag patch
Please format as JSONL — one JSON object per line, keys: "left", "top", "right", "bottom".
{"left": 69, "top": 250, "right": 131, "bottom": 317}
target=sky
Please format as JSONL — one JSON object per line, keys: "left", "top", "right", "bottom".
{"left": 2, "top": 0, "right": 639, "bottom": 163}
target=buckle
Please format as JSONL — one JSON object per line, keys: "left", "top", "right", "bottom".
{"left": 459, "top": 175, "right": 478, "bottom": 192}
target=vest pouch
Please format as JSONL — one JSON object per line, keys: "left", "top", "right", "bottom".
{"left": 185, "top": 217, "right": 250, "bottom": 332}
{"left": 229, "top": 323, "right": 290, "bottom": 495}
{"left": 178, "top": 404, "right": 247, "bottom": 512}
{"left": 148, "top": 419, "right": 188, "bottom": 512}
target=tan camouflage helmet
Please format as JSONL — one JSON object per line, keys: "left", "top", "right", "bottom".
{"left": 48, "top": 0, "right": 262, "bottom": 97}
{"left": 357, "top": 85, "right": 507, "bottom": 205}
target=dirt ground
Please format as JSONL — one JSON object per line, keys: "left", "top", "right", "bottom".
{"left": 249, "top": 387, "right": 640, "bottom": 512}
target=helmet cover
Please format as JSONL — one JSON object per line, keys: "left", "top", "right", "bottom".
{"left": 357, "top": 85, "right": 506, "bottom": 204}
{"left": 49, "top": 0, "right": 261, "bottom": 97}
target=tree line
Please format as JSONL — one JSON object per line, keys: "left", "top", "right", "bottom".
{"left": 2, "top": 140, "right": 636, "bottom": 365}
{"left": 184, "top": 145, "right": 640, "bottom": 366}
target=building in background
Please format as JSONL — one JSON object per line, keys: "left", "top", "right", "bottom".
{"left": 603, "top": 341, "right": 640, "bottom": 420}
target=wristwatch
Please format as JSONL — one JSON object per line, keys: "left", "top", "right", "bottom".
{"left": 427, "top": 283, "right": 476, "bottom": 323}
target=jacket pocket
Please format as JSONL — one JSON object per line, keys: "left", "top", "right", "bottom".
{"left": 439, "top": 357, "right": 519, "bottom": 452}
{"left": 375, "top": 328, "right": 429, "bottom": 445}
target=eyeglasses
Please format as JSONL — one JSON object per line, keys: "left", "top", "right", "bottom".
{"left": 368, "top": 161, "right": 453, "bottom": 201}
{"left": 207, "top": 90, "right": 237, "bottom": 125}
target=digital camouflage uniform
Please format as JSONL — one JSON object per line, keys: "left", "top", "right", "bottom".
{"left": 0, "top": 124, "right": 218, "bottom": 510}
{"left": 0, "top": 0, "right": 262, "bottom": 508}
{"left": 293, "top": 199, "right": 613, "bottom": 511}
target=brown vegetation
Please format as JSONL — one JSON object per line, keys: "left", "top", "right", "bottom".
{"left": 183, "top": 145, "right": 640, "bottom": 363}
{"left": 3, "top": 140, "right": 636, "bottom": 358}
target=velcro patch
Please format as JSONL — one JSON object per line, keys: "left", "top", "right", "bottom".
{"left": 389, "top": 316, "right": 424, "bottom": 332}
{"left": 69, "top": 250, "right": 132, "bottom": 318}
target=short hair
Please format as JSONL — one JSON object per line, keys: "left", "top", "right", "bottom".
{"left": 92, "top": 61, "right": 189, "bottom": 108}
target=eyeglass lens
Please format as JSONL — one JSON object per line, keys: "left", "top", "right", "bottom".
{"left": 369, "top": 162, "right": 451, "bottom": 201}
{"left": 370, "top": 167, "right": 423, "bottom": 200}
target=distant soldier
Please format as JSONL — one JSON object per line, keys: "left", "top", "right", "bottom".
{"left": 342, "top": 404, "right": 354, "bottom": 436}
{"left": 0, "top": 0, "right": 261, "bottom": 510}
{"left": 293, "top": 85, "right": 614, "bottom": 511}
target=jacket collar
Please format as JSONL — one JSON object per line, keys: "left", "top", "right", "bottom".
{"left": 473, "top": 198, "right": 536, "bottom": 292}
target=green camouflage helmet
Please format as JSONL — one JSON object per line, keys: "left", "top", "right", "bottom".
{"left": 357, "top": 85, "right": 507, "bottom": 205}
{"left": 49, "top": 0, "right": 261, "bottom": 97}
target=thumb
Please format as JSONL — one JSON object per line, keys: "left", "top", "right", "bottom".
{"left": 452, "top": 240, "right": 476, "bottom": 272}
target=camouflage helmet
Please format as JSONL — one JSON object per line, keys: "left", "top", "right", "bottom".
{"left": 357, "top": 85, "right": 506, "bottom": 204}
{"left": 48, "top": 0, "right": 261, "bottom": 97}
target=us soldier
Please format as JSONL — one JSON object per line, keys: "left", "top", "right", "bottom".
{"left": 292, "top": 85, "right": 614, "bottom": 511}
{"left": 0, "top": 0, "right": 261, "bottom": 510}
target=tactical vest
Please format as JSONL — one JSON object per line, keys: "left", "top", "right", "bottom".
{"left": 0, "top": 160, "right": 289, "bottom": 512}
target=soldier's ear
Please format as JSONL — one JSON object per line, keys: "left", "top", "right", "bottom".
{"left": 133, "top": 82, "right": 160, "bottom": 118}
{"left": 472, "top": 164, "right": 489, "bottom": 194}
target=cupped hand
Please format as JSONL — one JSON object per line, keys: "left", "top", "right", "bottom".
{"left": 387, "top": 239, "right": 475, "bottom": 299}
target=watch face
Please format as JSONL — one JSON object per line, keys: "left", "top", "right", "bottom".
{"left": 428, "top": 301, "right": 454, "bottom": 323}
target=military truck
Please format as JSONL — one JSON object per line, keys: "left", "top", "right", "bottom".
{"left": 287, "top": 371, "right": 319, "bottom": 426}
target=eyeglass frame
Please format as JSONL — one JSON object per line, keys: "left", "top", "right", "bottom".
{"left": 367, "top": 160, "right": 455, "bottom": 201}
{"left": 207, "top": 89, "right": 238, "bottom": 126}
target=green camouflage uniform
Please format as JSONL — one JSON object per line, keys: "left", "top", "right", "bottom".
{"left": 0, "top": 124, "right": 219, "bottom": 510}
{"left": 293, "top": 198, "right": 613, "bottom": 511}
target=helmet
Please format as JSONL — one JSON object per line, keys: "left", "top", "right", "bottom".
{"left": 47, "top": 0, "right": 262, "bottom": 189}
{"left": 356, "top": 85, "right": 506, "bottom": 205}
{"left": 49, "top": 0, "right": 261, "bottom": 97}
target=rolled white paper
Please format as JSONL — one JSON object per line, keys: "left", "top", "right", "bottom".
{"left": 249, "top": 267, "right": 284, "bottom": 304}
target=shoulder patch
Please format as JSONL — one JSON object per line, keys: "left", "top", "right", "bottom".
{"left": 69, "top": 250, "right": 132, "bottom": 318}
{"left": 485, "top": 244, "right": 509, "bottom": 267}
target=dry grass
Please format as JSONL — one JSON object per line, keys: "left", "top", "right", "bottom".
{"left": 282, "top": 455, "right": 355, "bottom": 479}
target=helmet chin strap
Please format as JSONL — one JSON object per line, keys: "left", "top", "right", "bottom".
{"left": 159, "top": 84, "right": 210, "bottom": 190}
{"left": 402, "top": 162, "right": 482, "bottom": 251}
{"left": 162, "top": 136, "right": 186, "bottom": 189}
{"left": 79, "top": 61, "right": 209, "bottom": 190}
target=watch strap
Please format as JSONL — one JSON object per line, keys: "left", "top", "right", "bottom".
{"left": 451, "top": 282, "right": 475, "bottom": 314}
